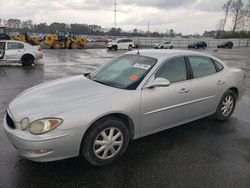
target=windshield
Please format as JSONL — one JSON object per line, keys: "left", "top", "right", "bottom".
{"left": 89, "top": 54, "right": 157, "bottom": 90}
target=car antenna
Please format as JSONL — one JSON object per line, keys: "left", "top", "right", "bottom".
{"left": 137, "top": 38, "right": 140, "bottom": 55}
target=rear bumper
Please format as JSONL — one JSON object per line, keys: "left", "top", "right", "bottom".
{"left": 35, "top": 53, "right": 43, "bottom": 60}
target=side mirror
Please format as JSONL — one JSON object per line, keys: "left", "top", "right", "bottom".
{"left": 146, "top": 77, "right": 170, "bottom": 88}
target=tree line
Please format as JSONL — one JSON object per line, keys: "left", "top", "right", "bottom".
{"left": 1, "top": 18, "right": 180, "bottom": 37}
{"left": 217, "top": 0, "right": 250, "bottom": 38}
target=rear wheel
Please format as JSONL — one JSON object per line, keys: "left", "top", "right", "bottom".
{"left": 215, "top": 90, "right": 236, "bottom": 121}
{"left": 71, "top": 42, "right": 79, "bottom": 49}
{"left": 81, "top": 117, "right": 129, "bottom": 166}
{"left": 21, "top": 54, "right": 34, "bottom": 66}
{"left": 53, "top": 41, "right": 62, "bottom": 49}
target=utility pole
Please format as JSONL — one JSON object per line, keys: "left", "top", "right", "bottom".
{"left": 147, "top": 21, "right": 150, "bottom": 37}
{"left": 114, "top": 0, "right": 117, "bottom": 35}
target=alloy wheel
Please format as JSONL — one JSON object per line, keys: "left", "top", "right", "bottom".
{"left": 221, "top": 95, "right": 234, "bottom": 117}
{"left": 93, "top": 127, "right": 123, "bottom": 160}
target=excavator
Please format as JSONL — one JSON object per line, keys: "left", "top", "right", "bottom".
{"left": 44, "top": 31, "right": 87, "bottom": 49}
{"left": 0, "top": 27, "right": 10, "bottom": 40}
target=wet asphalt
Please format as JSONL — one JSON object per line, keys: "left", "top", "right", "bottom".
{"left": 0, "top": 48, "right": 250, "bottom": 188}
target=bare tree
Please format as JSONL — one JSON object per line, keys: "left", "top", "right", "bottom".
{"left": 231, "top": 0, "right": 244, "bottom": 31}
{"left": 246, "top": 0, "right": 250, "bottom": 30}
{"left": 222, "top": 0, "right": 233, "bottom": 31}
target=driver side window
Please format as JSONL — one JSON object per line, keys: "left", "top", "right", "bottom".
{"left": 155, "top": 57, "right": 187, "bottom": 83}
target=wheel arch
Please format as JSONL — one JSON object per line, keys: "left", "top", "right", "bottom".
{"left": 84, "top": 113, "right": 134, "bottom": 139}
{"left": 79, "top": 112, "right": 135, "bottom": 155}
{"left": 228, "top": 87, "right": 238, "bottom": 99}
{"left": 21, "top": 53, "right": 35, "bottom": 61}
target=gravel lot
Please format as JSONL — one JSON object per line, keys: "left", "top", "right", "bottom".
{"left": 0, "top": 48, "right": 250, "bottom": 188}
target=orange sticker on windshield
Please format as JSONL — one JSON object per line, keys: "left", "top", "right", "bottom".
{"left": 130, "top": 74, "right": 138, "bottom": 81}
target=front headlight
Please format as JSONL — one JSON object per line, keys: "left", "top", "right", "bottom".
{"left": 29, "top": 118, "right": 63, "bottom": 135}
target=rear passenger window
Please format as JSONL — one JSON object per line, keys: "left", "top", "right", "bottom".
{"left": 189, "top": 56, "right": 216, "bottom": 78}
{"left": 155, "top": 57, "right": 187, "bottom": 83}
{"left": 213, "top": 59, "right": 224, "bottom": 71}
{"left": 7, "top": 42, "right": 24, "bottom": 49}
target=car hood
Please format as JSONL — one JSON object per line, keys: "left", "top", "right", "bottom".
{"left": 107, "top": 42, "right": 116, "bottom": 45}
{"left": 9, "top": 75, "right": 125, "bottom": 122}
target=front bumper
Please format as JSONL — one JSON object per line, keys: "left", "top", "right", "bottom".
{"left": 3, "top": 114, "right": 82, "bottom": 162}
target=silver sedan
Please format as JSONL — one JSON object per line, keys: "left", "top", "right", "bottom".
{"left": 4, "top": 50, "right": 246, "bottom": 165}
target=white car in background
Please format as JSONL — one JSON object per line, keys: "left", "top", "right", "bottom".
{"left": 154, "top": 41, "right": 174, "bottom": 49}
{"left": 0, "top": 40, "right": 43, "bottom": 65}
{"left": 106, "top": 38, "right": 135, "bottom": 50}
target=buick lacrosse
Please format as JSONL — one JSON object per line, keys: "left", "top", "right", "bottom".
{"left": 4, "top": 50, "right": 246, "bottom": 165}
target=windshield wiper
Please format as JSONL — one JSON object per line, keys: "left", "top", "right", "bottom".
{"left": 91, "top": 79, "right": 110, "bottom": 86}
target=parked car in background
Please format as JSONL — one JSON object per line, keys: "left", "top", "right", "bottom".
{"left": 4, "top": 50, "right": 245, "bottom": 166}
{"left": 153, "top": 41, "right": 173, "bottom": 49}
{"left": 217, "top": 41, "right": 233, "bottom": 49}
{"left": 0, "top": 40, "right": 43, "bottom": 65}
{"left": 95, "top": 36, "right": 109, "bottom": 44}
{"left": 188, "top": 41, "right": 207, "bottom": 49}
{"left": 106, "top": 38, "right": 135, "bottom": 50}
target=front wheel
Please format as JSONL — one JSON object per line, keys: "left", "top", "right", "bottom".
{"left": 128, "top": 45, "right": 132, "bottom": 51}
{"left": 81, "top": 117, "right": 129, "bottom": 166}
{"left": 215, "top": 90, "right": 236, "bottom": 121}
{"left": 113, "top": 45, "right": 118, "bottom": 51}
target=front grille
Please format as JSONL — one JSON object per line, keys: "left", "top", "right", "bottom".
{"left": 6, "top": 112, "right": 15, "bottom": 129}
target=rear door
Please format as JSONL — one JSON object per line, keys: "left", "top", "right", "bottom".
{"left": 117, "top": 39, "right": 125, "bottom": 50}
{"left": 187, "top": 56, "right": 227, "bottom": 118}
{"left": 5, "top": 41, "right": 25, "bottom": 61}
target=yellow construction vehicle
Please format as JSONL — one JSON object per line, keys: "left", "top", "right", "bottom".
{"left": 44, "top": 31, "right": 87, "bottom": 49}
{"left": 68, "top": 32, "right": 87, "bottom": 48}
{"left": 10, "top": 33, "right": 40, "bottom": 45}
{"left": 43, "top": 31, "right": 67, "bottom": 49}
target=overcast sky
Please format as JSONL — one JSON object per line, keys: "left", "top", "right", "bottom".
{"left": 0, "top": 0, "right": 248, "bottom": 34}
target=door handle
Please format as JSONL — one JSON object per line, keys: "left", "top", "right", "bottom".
{"left": 179, "top": 88, "right": 190, "bottom": 94}
{"left": 217, "top": 80, "right": 225, "bottom": 85}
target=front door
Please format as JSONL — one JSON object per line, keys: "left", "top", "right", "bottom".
{"left": 140, "top": 56, "right": 192, "bottom": 134}
{"left": 4, "top": 41, "right": 24, "bottom": 61}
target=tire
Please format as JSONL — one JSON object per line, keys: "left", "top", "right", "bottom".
{"left": 128, "top": 45, "right": 132, "bottom": 51}
{"left": 81, "top": 117, "right": 130, "bottom": 166}
{"left": 53, "top": 41, "right": 62, "bottom": 49}
{"left": 215, "top": 90, "right": 237, "bottom": 121}
{"left": 160, "top": 46, "right": 163, "bottom": 49}
{"left": 113, "top": 45, "right": 118, "bottom": 51}
{"left": 21, "top": 54, "right": 35, "bottom": 65}
{"left": 170, "top": 46, "right": 173, "bottom": 49}
{"left": 71, "top": 42, "right": 79, "bottom": 49}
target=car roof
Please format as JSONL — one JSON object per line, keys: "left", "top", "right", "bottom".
{"left": 126, "top": 49, "right": 211, "bottom": 59}
{"left": 0, "top": 40, "right": 27, "bottom": 44}
{"left": 116, "top": 38, "right": 132, "bottom": 40}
